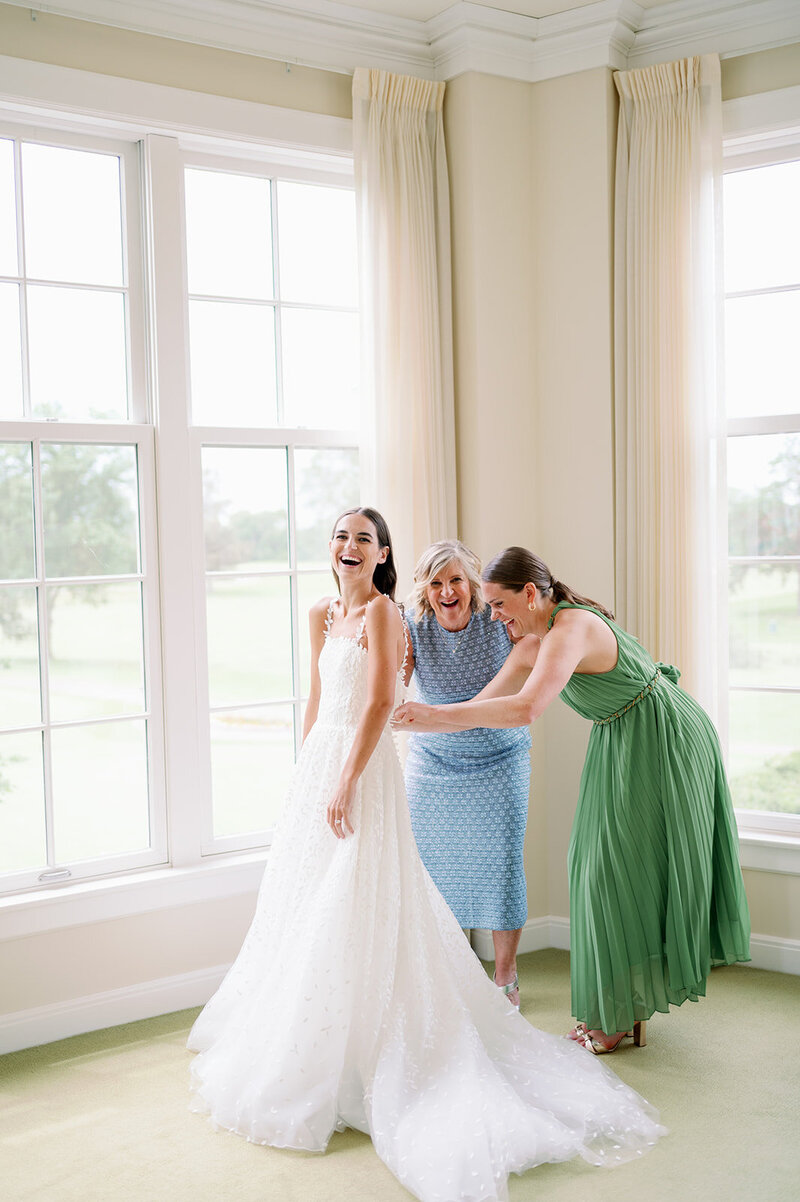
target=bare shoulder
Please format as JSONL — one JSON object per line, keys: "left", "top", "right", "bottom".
{"left": 308, "top": 595, "right": 334, "bottom": 629}
{"left": 366, "top": 593, "right": 402, "bottom": 628}
{"left": 548, "top": 606, "right": 608, "bottom": 638}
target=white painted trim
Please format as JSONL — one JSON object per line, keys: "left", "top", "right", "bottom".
{"left": 740, "top": 832, "right": 800, "bottom": 875}
{"left": 474, "top": 914, "right": 800, "bottom": 975}
{"left": 748, "top": 931, "right": 800, "bottom": 974}
{"left": 723, "top": 82, "right": 800, "bottom": 149}
{"left": 4, "top": 0, "right": 800, "bottom": 85}
{"left": 4, "top": 918, "right": 796, "bottom": 1054}
{"left": 0, "top": 852, "right": 266, "bottom": 939}
{"left": 627, "top": 0, "right": 800, "bottom": 69}
{"left": 470, "top": 914, "right": 570, "bottom": 961}
{"left": 0, "top": 962, "right": 229, "bottom": 1054}
{"left": 0, "top": 54, "right": 352, "bottom": 164}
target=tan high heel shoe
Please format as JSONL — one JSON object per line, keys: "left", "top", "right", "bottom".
{"left": 570, "top": 1020, "right": 647, "bottom": 1054}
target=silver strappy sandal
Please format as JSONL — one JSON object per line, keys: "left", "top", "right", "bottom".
{"left": 493, "top": 972, "right": 520, "bottom": 1010}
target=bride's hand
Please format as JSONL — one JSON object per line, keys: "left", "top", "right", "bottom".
{"left": 327, "top": 777, "right": 355, "bottom": 839}
{"left": 391, "top": 702, "right": 436, "bottom": 731}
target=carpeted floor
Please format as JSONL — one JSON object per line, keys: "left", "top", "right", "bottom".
{"left": 1, "top": 949, "right": 798, "bottom": 1202}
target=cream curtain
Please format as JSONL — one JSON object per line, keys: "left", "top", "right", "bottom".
{"left": 614, "top": 55, "right": 723, "bottom": 711}
{"left": 352, "top": 68, "right": 457, "bottom": 595}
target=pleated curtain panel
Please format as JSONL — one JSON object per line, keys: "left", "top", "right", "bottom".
{"left": 614, "top": 55, "right": 724, "bottom": 712}
{"left": 352, "top": 68, "right": 458, "bottom": 594}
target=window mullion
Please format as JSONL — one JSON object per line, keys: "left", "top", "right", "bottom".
{"left": 271, "top": 176, "right": 285, "bottom": 426}
{"left": 30, "top": 438, "right": 56, "bottom": 872}
{"left": 13, "top": 137, "right": 32, "bottom": 420}
{"left": 142, "top": 132, "right": 204, "bottom": 868}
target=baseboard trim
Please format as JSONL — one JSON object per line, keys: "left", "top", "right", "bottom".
{"left": 3, "top": 925, "right": 798, "bottom": 1055}
{"left": 747, "top": 932, "right": 800, "bottom": 975}
{"left": 471, "top": 917, "right": 800, "bottom": 976}
{"left": 0, "top": 963, "right": 229, "bottom": 1055}
{"left": 470, "top": 915, "right": 570, "bottom": 961}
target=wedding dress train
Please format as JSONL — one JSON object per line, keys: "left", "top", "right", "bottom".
{"left": 188, "top": 629, "right": 665, "bottom": 1202}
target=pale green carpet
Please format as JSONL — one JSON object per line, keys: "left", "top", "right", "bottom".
{"left": 1, "top": 950, "right": 798, "bottom": 1201}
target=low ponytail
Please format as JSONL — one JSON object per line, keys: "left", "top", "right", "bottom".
{"left": 483, "top": 548, "right": 614, "bottom": 622}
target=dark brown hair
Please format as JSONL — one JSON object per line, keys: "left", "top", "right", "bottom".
{"left": 330, "top": 507, "right": 397, "bottom": 600}
{"left": 482, "top": 546, "right": 614, "bottom": 621}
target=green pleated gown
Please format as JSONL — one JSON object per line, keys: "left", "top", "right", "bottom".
{"left": 551, "top": 603, "right": 751, "bottom": 1034}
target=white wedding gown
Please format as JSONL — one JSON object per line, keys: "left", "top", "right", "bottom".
{"left": 188, "top": 622, "right": 665, "bottom": 1202}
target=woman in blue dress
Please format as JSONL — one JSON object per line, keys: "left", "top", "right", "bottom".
{"left": 404, "top": 540, "right": 532, "bottom": 1007}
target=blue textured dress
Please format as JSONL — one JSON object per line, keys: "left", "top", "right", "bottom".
{"left": 404, "top": 607, "right": 531, "bottom": 930}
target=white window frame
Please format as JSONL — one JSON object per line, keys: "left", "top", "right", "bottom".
{"left": 0, "top": 57, "right": 362, "bottom": 936}
{"left": 721, "top": 84, "right": 800, "bottom": 875}
{"left": 180, "top": 148, "right": 359, "bottom": 856}
{"left": 0, "top": 118, "right": 166, "bottom": 891}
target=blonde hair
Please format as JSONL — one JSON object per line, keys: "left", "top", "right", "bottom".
{"left": 410, "top": 539, "right": 486, "bottom": 621}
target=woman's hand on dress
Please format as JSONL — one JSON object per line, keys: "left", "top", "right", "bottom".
{"left": 391, "top": 702, "right": 438, "bottom": 732}
{"left": 327, "top": 777, "right": 356, "bottom": 839}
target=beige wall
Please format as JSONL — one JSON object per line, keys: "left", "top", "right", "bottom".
{"left": 446, "top": 55, "right": 800, "bottom": 941}
{"left": 0, "top": 895, "right": 254, "bottom": 1014}
{"left": 721, "top": 41, "right": 800, "bottom": 100}
{"left": 1, "top": 18, "right": 799, "bottom": 1032}
{"left": 0, "top": 2, "right": 351, "bottom": 116}
{"left": 444, "top": 72, "right": 547, "bottom": 919}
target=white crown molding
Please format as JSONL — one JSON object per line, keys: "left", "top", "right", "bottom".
{"left": 628, "top": 0, "right": 800, "bottom": 68}
{"left": 3, "top": 1, "right": 800, "bottom": 89}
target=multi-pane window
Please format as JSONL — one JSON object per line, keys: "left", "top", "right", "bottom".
{"left": 723, "top": 156, "right": 800, "bottom": 825}
{"left": 0, "top": 126, "right": 365, "bottom": 896}
{"left": 0, "top": 131, "right": 161, "bottom": 890}
{"left": 185, "top": 162, "right": 361, "bottom": 852}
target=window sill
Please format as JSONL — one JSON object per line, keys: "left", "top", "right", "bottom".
{"left": 739, "top": 831, "right": 800, "bottom": 876}
{"left": 0, "top": 851, "right": 268, "bottom": 941}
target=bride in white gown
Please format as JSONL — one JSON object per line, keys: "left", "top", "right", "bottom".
{"left": 188, "top": 507, "right": 665, "bottom": 1202}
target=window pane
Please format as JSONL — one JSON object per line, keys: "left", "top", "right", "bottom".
{"left": 210, "top": 705, "right": 294, "bottom": 838}
{"left": 728, "top": 434, "right": 800, "bottom": 558}
{"left": 725, "top": 291, "right": 800, "bottom": 419}
{"left": 277, "top": 180, "right": 357, "bottom": 307}
{"left": 47, "top": 582, "right": 145, "bottom": 721}
{"left": 294, "top": 447, "right": 360, "bottom": 568}
{"left": 206, "top": 576, "right": 293, "bottom": 706}
{"left": 21, "top": 143, "right": 123, "bottom": 287}
{"left": 28, "top": 285, "right": 128, "bottom": 421}
{"left": 281, "top": 308, "right": 359, "bottom": 428}
{"left": 724, "top": 160, "right": 800, "bottom": 293}
{"left": 0, "top": 586, "right": 41, "bottom": 728}
{"left": 185, "top": 169, "right": 272, "bottom": 300}
{"left": 189, "top": 300, "right": 277, "bottom": 426}
{"left": 41, "top": 443, "right": 140, "bottom": 577}
{"left": 0, "top": 730, "right": 46, "bottom": 872}
{"left": 51, "top": 719, "right": 150, "bottom": 860}
{"left": 729, "top": 690, "right": 800, "bottom": 815}
{"left": 729, "top": 565, "right": 800, "bottom": 688}
{"left": 0, "top": 283, "right": 23, "bottom": 419}
{"left": 0, "top": 138, "right": 17, "bottom": 276}
{"left": 296, "top": 572, "right": 329, "bottom": 698}
{"left": 202, "top": 446, "right": 288, "bottom": 571}
{"left": 0, "top": 442, "right": 35, "bottom": 579}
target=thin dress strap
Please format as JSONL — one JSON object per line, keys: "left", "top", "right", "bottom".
{"left": 397, "top": 602, "right": 410, "bottom": 679}
{"left": 324, "top": 598, "right": 336, "bottom": 638}
{"left": 355, "top": 600, "right": 371, "bottom": 647}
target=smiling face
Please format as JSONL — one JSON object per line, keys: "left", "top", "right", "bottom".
{"left": 482, "top": 581, "right": 537, "bottom": 640}
{"left": 425, "top": 558, "right": 473, "bottom": 632}
{"left": 329, "top": 512, "right": 388, "bottom": 590}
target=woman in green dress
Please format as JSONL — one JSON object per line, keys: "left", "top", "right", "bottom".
{"left": 392, "top": 546, "right": 751, "bottom": 1054}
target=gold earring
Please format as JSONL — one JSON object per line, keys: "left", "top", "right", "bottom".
{"left": 528, "top": 602, "right": 536, "bottom": 612}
